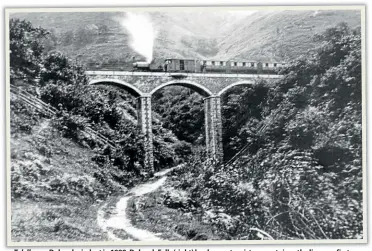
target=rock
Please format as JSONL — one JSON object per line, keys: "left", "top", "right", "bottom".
{"left": 192, "top": 233, "right": 208, "bottom": 240}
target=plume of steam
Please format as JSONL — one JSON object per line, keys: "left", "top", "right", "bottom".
{"left": 121, "top": 13, "right": 155, "bottom": 63}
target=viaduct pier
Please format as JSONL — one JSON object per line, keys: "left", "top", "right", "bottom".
{"left": 86, "top": 71, "right": 283, "bottom": 174}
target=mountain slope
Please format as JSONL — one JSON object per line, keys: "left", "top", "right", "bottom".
{"left": 10, "top": 9, "right": 361, "bottom": 66}
{"left": 215, "top": 10, "right": 361, "bottom": 61}
{"left": 9, "top": 11, "right": 233, "bottom": 66}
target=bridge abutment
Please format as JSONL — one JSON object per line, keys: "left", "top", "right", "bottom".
{"left": 137, "top": 95, "right": 154, "bottom": 174}
{"left": 204, "top": 96, "right": 223, "bottom": 162}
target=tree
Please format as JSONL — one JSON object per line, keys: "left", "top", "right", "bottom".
{"left": 238, "top": 23, "right": 363, "bottom": 239}
{"left": 39, "top": 51, "right": 88, "bottom": 111}
{"left": 152, "top": 87, "right": 205, "bottom": 144}
{"left": 221, "top": 82, "right": 269, "bottom": 159}
{"left": 170, "top": 23, "right": 363, "bottom": 240}
{"left": 40, "top": 51, "right": 87, "bottom": 86}
{"left": 9, "top": 18, "right": 48, "bottom": 84}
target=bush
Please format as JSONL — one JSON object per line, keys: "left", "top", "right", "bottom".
{"left": 10, "top": 98, "right": 44, "bottom": 134}
{"left": 174, "top": 141, "right": 193, "bottom": 162}
{"left": 173, "top": 23, "right": 363, "bottom": 240}
{"left": 11, "top": 169, "right": 35, "bottom": 199}
{"left": 10, "top": 158, "right": 49, "bottom": 199}
{"left": 48, "top": 173, "right": 113, "bottom": 199}
{"left": 49, "top": 177, "right": 69, "bottom": 193}
{"left": 37, "top": 144, "right": 53, "bottom": 157}
{"left": 52, "top": 112, "right": 88, "bottom": 140}
{"left": 162, "top": 189, "right": 195, "bottom": 210}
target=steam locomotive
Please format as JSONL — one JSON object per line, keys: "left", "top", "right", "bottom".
{"left": 133, "top": 58, "right": 287, "bottom": 74}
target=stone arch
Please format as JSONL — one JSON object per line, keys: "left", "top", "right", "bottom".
{"left": 89, "top": 78, "right": 154, "bottom": 173}
{"left": 217, "top": 80, "right": 256, "bottom": 96}
{"left": 89, "top": 78, "right": 144, "bottom": 97}
{"left": 150, "top": 80, "right": 213, "bottom": 97}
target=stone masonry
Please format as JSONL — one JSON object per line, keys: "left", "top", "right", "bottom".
{"left": 87, "top": 71, "right": 283, "bottom": 174}
{"left": 136, "top": 95, "right": 154, "bottom": 173}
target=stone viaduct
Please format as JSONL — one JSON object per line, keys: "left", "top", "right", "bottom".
{"left": 86, "top": 71, "right": 283, "bottom": 174}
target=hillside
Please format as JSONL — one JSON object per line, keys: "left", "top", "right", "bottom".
{"left": 10, "top": 9, "right": 360, "bottom": 66}
{"left": 9, "top": 11, "right": 236, "bottom": 67}
{"left": 132, "top": 23, "right": 363, "bottom": 240}
{"left": 216, "top": 10, "right": 361, "bottom": 62}
{"left": 10, "top": 81, "right": 183, "bottom": 241}
{"left": 8, "top": 11, "right": 363, "bottom": 242}
{"left": 11, "top": 116, "right": 111, "bottom": 241}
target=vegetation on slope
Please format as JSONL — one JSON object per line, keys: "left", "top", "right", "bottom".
{"left": 217, "top": 10, "right": 361, "bottom": 62}
{"left": 139, "top": 23, "right": 363, "bottom": 240}
{"left": 9, "top": 15, "right": 363, "bottom": 242}
{"left": 9, "top": 18, "right": 186, "bottom": 241}
{"left": 11, "top": 114, "right": 109, "bottom": 242}
{"left": 152, "top": 86, "right": 205, "bottom": 145}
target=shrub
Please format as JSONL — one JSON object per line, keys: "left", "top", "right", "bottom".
{"left": 10, "top": 159, "right": 48, "bottom": 199}
{"left": 11, "top": 168, "right": 35, "bottom": 199}
{"left": 48, "top": 177, "right": 69, "bottom": 193}
{"left": 37, "top": 144, "right": 53, "bottom": 157}
{"left": 52, "top": 112, "right": 88, "bottom": 140}
{"left": 162, "top": 189, "right": 193, "bottom": 210}
{"left": 10, "top": 98, "right": 44, "bottom": 134}
{"left": 174, "top": 141, "right": 193, "bottom": 162}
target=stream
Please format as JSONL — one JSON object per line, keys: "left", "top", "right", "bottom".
{"left": 96, "top": 166, "right": 178, "bottom": 241}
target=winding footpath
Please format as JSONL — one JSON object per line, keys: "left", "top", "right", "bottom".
{"left": 97, "top": 167, "right": 178, "bottom": 241}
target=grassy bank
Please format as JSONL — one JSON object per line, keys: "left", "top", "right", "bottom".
{"left": 10, "top": 118, "right": 125, "bottom": 242}
{"left": 126, "top": 183, "right": 225, "bottom": 241}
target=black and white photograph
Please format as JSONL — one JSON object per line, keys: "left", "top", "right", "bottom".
{"left": 6, "top": 5, "right": 366, "bottom": 245}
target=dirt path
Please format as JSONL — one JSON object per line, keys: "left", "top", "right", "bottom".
{"left": 97, "top": 166, "right": 179, "bottom": 241}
